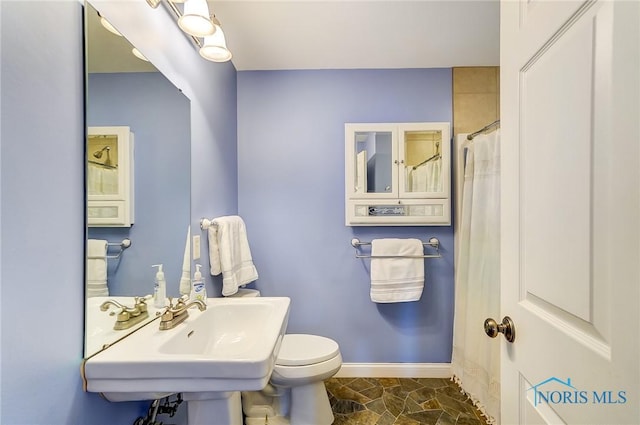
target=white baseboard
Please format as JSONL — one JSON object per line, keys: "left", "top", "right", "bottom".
{"left": 334, "top": 363, "right": 452, "bottom": 379}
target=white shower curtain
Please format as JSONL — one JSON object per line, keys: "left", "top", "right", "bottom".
{"left": 452, "top": 130, "right": 501, "bottom": 424}
{"left": 88, "top": 163, "right": 118, "bottom": 195}
{"left": 407, "top": 157, "right": 443, "bottom": 193}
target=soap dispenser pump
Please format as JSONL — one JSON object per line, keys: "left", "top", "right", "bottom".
{"left": 191, "top": 264, "right": 206, "bottom": 302}
{"left": 152, "top": 264, "right": 167, "bottom": 308}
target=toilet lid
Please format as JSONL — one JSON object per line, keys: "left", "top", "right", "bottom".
{"left": 276, "top": 334, "right": 340, "bottom": 366}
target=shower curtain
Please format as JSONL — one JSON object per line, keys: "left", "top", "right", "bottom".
{"left": 88, "top": 163, "right": 118, "bottom": 195}
{"left": 407, "top": 157, "right": 443, "bottom": 193}
{"left": 452, "top": 130, "right": 501, "bottom": 424}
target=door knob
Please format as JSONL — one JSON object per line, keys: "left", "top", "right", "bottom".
{"left": 484, "top": 316, "right": 516, "bottom": 343}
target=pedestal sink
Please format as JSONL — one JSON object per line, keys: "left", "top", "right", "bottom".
{"left": 84, "top": 297, "right": 291, "bottom": 424}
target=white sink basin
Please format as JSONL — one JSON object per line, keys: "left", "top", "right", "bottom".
{"left": 84, "top": 297, "right": 290, "bottom": 401}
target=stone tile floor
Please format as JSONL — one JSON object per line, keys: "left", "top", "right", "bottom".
{"left": 326, "top": 377, "right": 489, "bottom": 425}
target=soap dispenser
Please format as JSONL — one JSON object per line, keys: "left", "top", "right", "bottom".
{"left": 191, "top": 264, "right": 206, "bottom": 302}
{"left": 152, "top": 264, "right": 167, "bottom": 308}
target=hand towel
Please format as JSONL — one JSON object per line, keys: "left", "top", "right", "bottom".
{"left": 370, "top": 238, "right": 424, "bottom": 303}
{"left": 207, "top": 215, "right": 259, "bottom": 296}
{"left": 87, "top": 239, "right": 109, "bottom": 298}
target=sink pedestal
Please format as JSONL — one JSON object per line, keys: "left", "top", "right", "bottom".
{"left": 183, "top": 391, "right": 242, "bottom": 425}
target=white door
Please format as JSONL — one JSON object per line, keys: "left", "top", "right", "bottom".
{"left": 500, "top": 1, "right": 639, "bottom": 424}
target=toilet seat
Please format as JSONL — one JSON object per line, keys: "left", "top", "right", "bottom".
{"left": 271, "top": 334, "right": 342, "bottom": 386}
{"left": 272, "top": 352, "right": 343, "bottom": 384}
{"left": 276, "top": 334, "right": 340, "bottom": 366}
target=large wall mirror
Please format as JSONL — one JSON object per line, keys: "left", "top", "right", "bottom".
{"left": 84, "top": 2, "right": 191, "bottom": 357}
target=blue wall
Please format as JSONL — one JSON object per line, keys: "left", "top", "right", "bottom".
{"left": 1, "top": 3, "right": 454, "bottom": 424}
{"left": 0, "top": 1, "right": 146, "bottom": 423}
{"left": 237, "top": 69, "right": 454, "bottom": 363}
{"left": 0, "top": 1, "right": 238, "bottom": 423}
{"left": 87, "top": 72, "right": 191, "bottom": 298}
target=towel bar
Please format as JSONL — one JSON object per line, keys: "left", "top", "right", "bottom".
{"left": 200, "top": 218, "right": 217, "bottom": 230}
{"left": 350, "top": 237, "right": 441, "bottom": 259}
{"left": 105, "top": 238, "right": 131, "bottom": 260}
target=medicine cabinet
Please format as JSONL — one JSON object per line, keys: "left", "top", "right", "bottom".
{"left": 87, "top": 126, "right": 135, "bottom": 227}
{"left": 345, "top": 122, "right": 451, "bottom": 226}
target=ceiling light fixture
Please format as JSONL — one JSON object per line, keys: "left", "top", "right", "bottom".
{"left": 178, "top": 0, "right": 216, "bottom": 37}
{"left": 199, "top": 16, "right": 232, "bottom": 62}
{"left": 145, "top": 0, "right": 161, "bottom": 8}
{"left": 149, "top": 0, "right": 233, "bottom": 64}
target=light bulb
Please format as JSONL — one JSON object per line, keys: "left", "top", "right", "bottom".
{"left": 199, "top": 25, "right": 232, "bottom": 62}
{"left": 100, "top": 16, "right": 122, "bottom": 36}
{"left": 132, "top": 48, "right": 149, "bottom": 62}
{"left": 178, "top": 0, "right": 215, "bottom": 37}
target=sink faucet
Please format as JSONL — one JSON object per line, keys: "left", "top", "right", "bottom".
{"left": 100, "top": 296, "right": 151, "bottom": 330}
{"left": 158, "top": 297, "right": 207, "bottom": 330}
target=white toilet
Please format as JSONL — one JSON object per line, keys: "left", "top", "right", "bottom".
{"left": 230, "top": 289, "right": 342, "bottom": 425}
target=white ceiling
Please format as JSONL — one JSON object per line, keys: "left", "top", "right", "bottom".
{"left": 210, "top": 0, "right": 500, "bottom": 71}
{"left": 88, "top": 1, "right": 500, "bottom": 73}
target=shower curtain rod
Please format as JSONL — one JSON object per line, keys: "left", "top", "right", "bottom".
{"left": 466, "top": 119, "right": 500, "bottom": 140}
{"left": 413, "top": 141, "right": 441, "bottom": 170}
{"left": 88, "top": 159, "right": 117, "bottom": 170}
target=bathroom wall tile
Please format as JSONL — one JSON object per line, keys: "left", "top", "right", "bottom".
{"left": 453, "top": 68, "right": 498, "bottom": 94}
{"left": 453, "top": 93, "right": 499, "bottom": 135}
{"left": 453, "top": 66, "right": 500, "bottom": 137}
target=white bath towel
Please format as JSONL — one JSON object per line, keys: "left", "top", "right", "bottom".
{"left": 370, "top": 238, "right": 424, "bottom": 303}
{"left": 207, "top": 215, "right": 259, "bottom": 296}
{"left": 87, "top": 239, "right": 109, "bottom": 298}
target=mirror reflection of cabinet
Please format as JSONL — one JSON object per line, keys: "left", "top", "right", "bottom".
{"left": 87, "top": 126, "right": 134, "bottom": 227}
{"left": 345, "top": 122, "right": 451, "bottom": 226}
